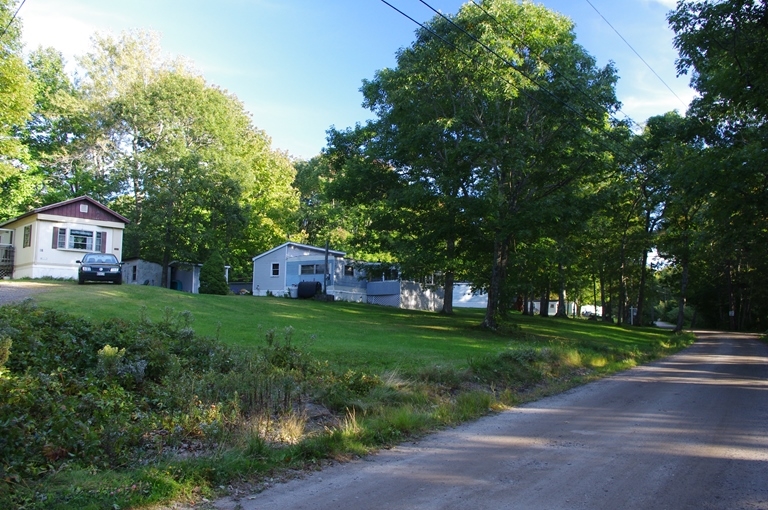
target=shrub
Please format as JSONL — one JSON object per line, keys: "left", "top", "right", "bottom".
{"left": 198, "top": 251, "right": 230, "bottom": 295}
{"left": 0, "top": 301, "right": 319, "bottom": 484}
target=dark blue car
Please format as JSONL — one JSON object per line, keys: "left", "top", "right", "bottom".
{"left": 77, "top": 253, "right": 123, "bottom": 284}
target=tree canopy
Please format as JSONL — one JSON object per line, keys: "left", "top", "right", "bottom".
{"left": 1, "top": 0, "right": 767, "bottom": 329}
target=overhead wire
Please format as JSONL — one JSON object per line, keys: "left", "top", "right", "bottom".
{"left": 467, "top": 0, "right": 643, "bottom": 132}
{"left": 0, "top": 0, "right": 26, "bottom": 42}
{"left": 379, "top": 0, "right": 645, "bottom": 163}
{"left": 583, "top": 0, "right": 689, "bottom": 111}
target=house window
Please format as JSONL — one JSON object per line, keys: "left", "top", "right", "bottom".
{"left": 132, "top": 265, "right": 137, "bottom": 282}
{"left": 95, "top": 231, "right": 105, "bottom": 253}
{"left": 271, "top": 263, "right": 280, "bottom": 277}
{"left": 344, "top": 264, "right": 354, "bottom": 277}
{"left": 300, "top": 264, "right": 325, "bottom": 275}
{"left": 53, "top": 228, "right": 107, "bottom": 251}
{"left": 56, "top": 228, "right": 67, "bottom": 249}
{"left": 22, "top": 225, "right": 31, "bottom": 248}
{"left": 69, "top": 229, "right": 93, "bottom": 250}
{"left": 80, "top": 204, "right": 89, "bottom": 213}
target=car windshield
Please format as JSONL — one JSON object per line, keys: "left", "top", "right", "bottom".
{"left": 83, "top": 254, "right": 118, "bottom": 264}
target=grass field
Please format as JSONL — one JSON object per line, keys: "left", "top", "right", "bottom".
{"left": 1, "top": 280, "right": 694, "bottom": 509}
{"left": 32, "top": 280, "right": 678, "bottom": 375}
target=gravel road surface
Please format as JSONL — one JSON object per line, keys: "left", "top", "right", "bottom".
{"left": 0, "top": 280, "right": 56, "bottom": 305}
{"left": 216, "top": 331, "right": 768, "bottom": 510}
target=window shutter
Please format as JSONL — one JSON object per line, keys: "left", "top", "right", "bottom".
{"left": 52, "top": 227, "right": 59, "bottom": 249}
{"left": 100, "top": 231, "right": 107, "bottom": 253}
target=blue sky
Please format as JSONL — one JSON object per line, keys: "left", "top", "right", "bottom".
{"left": 19, "top": 0, "right": 694, "bottom": 160}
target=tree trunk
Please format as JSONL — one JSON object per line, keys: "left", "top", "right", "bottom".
{"left": 540, "top": 282, "right": 550, "bottom": 317}
{"left": 441, "top": 236, "right": 456, "bottom": 315}
{"left": 555, "top": 262, "right": 567, "bottom": 318}
{"left": 675, "top": 257, "right": 689, "bottom": 333}
{"left": 441, "top": 270, "right": 454, "bottom": 315}
{"left": 593, "top": 274, "right": 598, "bottom": 318}
{"left": 482, "top": 236, "right": 508, "bottom": 329}
{"left": 600, "top": 271, "right": 611, "bottom": 322}
{"left": 726, "top": 261, "right": 736, "bottom": 331}
{"left": 160, "top": 199, "right": 174, "bottom": 289}
{"left": 636, "top": 249, "right": 649, "bottom": 327}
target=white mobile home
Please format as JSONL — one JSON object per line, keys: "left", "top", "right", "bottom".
{"left": 0, "top": 196, "right": 129, "bottom": 280}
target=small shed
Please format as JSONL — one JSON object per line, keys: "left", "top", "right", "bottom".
{"left": 121, "top": 258, "right": 163, "bottom": 286}
{"left": 167, "top": 261, "right": 230, "bottom": 294}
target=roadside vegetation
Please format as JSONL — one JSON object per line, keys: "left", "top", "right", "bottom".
{"left": 0, "top": 282, "right": 694, "bottom": 509}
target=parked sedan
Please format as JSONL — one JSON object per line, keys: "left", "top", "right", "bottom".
{"left": 77, "top": 253, "right": 123, "bottom": 284}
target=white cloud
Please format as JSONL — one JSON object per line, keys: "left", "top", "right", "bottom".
{"left": 20, "top": 3, "right": 95, "bottom": 62}
{"left": 641, "top": 0, "right": 678, "bottom": 9}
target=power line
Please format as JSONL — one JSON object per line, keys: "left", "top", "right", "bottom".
{"left": 583, "top": 0, "right": 689, "bottom": 111}
{"left": 416, "top": 0, "right": 601, "bottom": 130}
{"left": 467, "top": 0, "right": 643, "bottom": 132}
{"left": 405, "top": 0, "right": 645, "bottom": 162}
{"left": 0, "top": 0, "right": 26, "bottom": 42}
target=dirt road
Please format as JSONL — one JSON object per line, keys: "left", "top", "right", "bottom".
{"left": 216, "top": 332, "right": 768, "bottom": 510}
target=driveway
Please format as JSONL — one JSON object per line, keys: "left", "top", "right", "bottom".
{"left": 216, "top": 331, "right": 768, "bottom": 510}
{"left": 0, "top": 280, "right": 57, "bottom": 305}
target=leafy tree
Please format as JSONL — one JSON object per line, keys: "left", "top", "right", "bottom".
{"left": 0, "top": 0, "right": 35, "bottom": 220}
{"left": 669, "top": 0, "right": 768, "bottom": 329}
{"left": 328, "top": 0, "right": 619, "bottom": 325}
{"left": 670, "top": 0, "right": 768, "bottom": 120}
{"left": 199, "top": 251, "right": 229, "bottom": 295}
{"left": 33, "top": 31, "right": 299, "bottom": 281}
{"left": 293, "top": 154, "right": 369, "bottom": 253}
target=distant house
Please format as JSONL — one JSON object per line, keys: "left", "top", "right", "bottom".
{"left": 452, "top": 283, "right": 488, "bottom": 308}
{"left": 0, "top": 196, "right": 129, "bottom": 280}
{"left": 251, "top": 242, "right": 443, "bottom": 312}
{"left": 251, "top": 242, "right": 365, "bottom": 298}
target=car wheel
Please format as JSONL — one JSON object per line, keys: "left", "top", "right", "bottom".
{"left": 78, "top": 276, "right": 84, "bottom": 285}
{"left": 116, "top": 276, "right": 122, "bottom": 285}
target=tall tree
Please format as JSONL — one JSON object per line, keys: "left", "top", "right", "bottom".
{"left": 670, "top": 0, "right": 768, "bottom": 329}
{"left": 441, "top": 0, "right": 619, "bottom": 328}
{"left": 327, "top": 0, "right": 618, "bottom": 323}
{"left": 0, "top": 0, "right": 35, "bottom": 219}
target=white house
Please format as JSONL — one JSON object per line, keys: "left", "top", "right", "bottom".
{"left": 0, "top": 196, "right": 129, "bottom": 280}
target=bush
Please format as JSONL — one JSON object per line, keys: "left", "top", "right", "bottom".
{"left": 198, "top": 251, "right": 230, "bottom": 295}
{"left": 0, "top": 301, "right": 319, "bottom": 484}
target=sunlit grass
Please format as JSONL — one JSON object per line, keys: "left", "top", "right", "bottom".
{"left": 30, "top": 280, "right": 679, "bottom": 376}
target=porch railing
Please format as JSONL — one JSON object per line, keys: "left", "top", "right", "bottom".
{"left": 0, "top": 245, "right": 14, "bottom": 279}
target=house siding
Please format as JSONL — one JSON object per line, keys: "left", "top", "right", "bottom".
{"left": 252, "top": 245, "right": 287, "bottom": 295}
{"left": 43, "top": 201, "right": 125, "bottom": 223}
{"left": 401, "top": 281, "right": 444, "bottom": 312}
{"left": 252, "top": 243, "right": 348, "bottom": 296}
{"left": 251, "top": 242, "right": 445, "bottom": 312}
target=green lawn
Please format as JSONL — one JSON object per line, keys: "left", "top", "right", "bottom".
{"left": 32, "top": 280, "right": 676, "bottom": 374}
